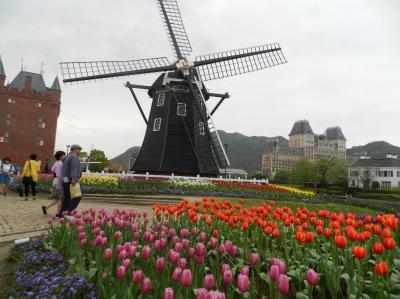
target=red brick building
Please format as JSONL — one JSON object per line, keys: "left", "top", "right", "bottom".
{"left": 0, "top": 58, "right": 61, "bottom": 169}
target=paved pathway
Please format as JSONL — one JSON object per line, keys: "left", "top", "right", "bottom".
{"left": 0, "top": 194, "right": 153, "bottom": 243}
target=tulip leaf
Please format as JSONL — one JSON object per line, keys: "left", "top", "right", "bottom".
{"left": 394, "top": 259, "right": 400, "bottom": 267}
{"left": 295, "top": 292, "right": 309, "bottom": 299}
{"left": 389, "top": 295, "right": 400, "bottom": 299}
{"left": 390, "top": 284, "right": 400, "bottom": 293}
{"left": 259, "top": 272, "right": 269, "bottom": 283}
{"left": 68, "top": 257, "right": 77, "bottom": 265}
{"left": 88, "top": 267, "right": 97, "bottom": 279}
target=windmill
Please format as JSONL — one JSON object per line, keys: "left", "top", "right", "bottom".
{"left": 60, "top": 0, "right": 287, "bottom": 176}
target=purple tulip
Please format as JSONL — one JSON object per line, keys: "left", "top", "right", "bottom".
{"left": 223, "top": 269, "right": 233, "bottom": 285}
{"left": 237, "top": 274, "right": 250, "bottom": 293}
{"left": 277, "top": 274, "right": 289, "bottom": 295}
{"left": 155, "top": 257, "right": 165, "bottom": 271}
{"left": 132, "top": 270, "right": 142, "bottom": 284}
{"left": 306, "top": 269, "right": 319, "bottom": 286}
{"left": 141, "top": 277, "right": 151, "bottom": 294}
{"left": 249, "top": 253, "right": 259, "bottom": 266}
{"left": 163, "top": 287, "right": 174, "bottom": 299}
{"left": 181, "top": 269, "right": 193, "bottom": 288}
{"left": 204, "top": 274, "right": 215, "bottom": 290}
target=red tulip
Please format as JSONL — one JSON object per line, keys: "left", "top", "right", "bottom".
{"left": 353, "top": 246, "right": 367, "bottom": 259}
{"left": 383, "top": 238, "right": 396, "bottom": 250}
{"left": 373, "top": 242, "right": 384, "bottom": 255}
{"left": 375, "top": 261, "right": 389, "bottom": 276}
{"left": 335, "top": 235, "right": 347, "bottom": 249}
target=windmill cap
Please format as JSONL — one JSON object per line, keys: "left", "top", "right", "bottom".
{"left": 70, "top": 144, "right": 82, "bottom": 151}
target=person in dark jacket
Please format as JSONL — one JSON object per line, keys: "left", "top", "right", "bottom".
{"left": 59, "top": 144, "right": 82, "bottom": 216}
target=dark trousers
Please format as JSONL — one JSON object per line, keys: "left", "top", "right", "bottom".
{"left": 60, "top": 183, "right": 81, "bottom": 215}
{"left": 23, "top": 181, "right": 36, "bottom": 197}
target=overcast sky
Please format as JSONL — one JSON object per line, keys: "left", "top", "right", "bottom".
{"left": 1, "top": 0, "right": 399, "bottom": 158}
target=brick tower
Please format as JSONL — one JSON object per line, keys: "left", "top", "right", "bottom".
{"left": 0, "top": 57, "right": 61, "bottom": 169}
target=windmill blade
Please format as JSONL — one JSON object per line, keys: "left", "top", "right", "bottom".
{"left": 60, "top": 57, "right": 174, "bottom": 83}
{"left": 157, "top": 0, "right": 192, "bottom": 59}
{"left": 194, "top": 43, "right": 286, "bottom": 81}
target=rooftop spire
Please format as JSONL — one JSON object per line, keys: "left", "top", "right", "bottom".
{"left": 0, "top": 56, "right": 5, "bottom": 76}
{"left": 51, "top": 76, "right": 61, "bottom": 91}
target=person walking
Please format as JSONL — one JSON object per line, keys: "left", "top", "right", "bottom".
{"left": 42, "top": 151, "right": 66, "bottom": 215}
{"left": 60, "top": 144, "right": 82, "bottom": 216}
{"left": 21, "top": 154, "right": 41, "bottom": 200}
{"left": 0, "top": 158, "right": 16, "bottom": 196}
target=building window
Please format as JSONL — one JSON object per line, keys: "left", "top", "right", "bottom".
{"left": 0, "top": 132, "right": 9, "bottom": 143}
{"left": 7, "top": 98, "right": 16, "bottom": 104}
{"left": 35, "top": 137, "right": 44, "bottom": 146}
{"left": 5, "top": 113, "right": 12, "bottom": 125}
{"left": 177, "top": 103, "right": 186, "bottom": 116}
{"left": 157, "top": 93, "right": 165, "bottom": 106}
{"left": 38, "top": 118, "right": 46, "bottom": 128}
{"left": 349, "top": 170, "right": 358, "bottom": 177}
{"left": 397, "top": 171, "right": 400, "bottom": 177}
{"left": 34, "top": 102, "right": 42, "bottom": 108}
{"left": 153, "top": 118, "right": 162, "bottom": 132}
{"left": 199, "top": 122, "right": 205, "bottom": 135}
{"left": 381, "top": 181, "right": 391, "bottom": 190}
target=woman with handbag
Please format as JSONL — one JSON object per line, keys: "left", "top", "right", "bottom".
{"left": 0, "top": 157, "right": 15, "bottom": 196}
{"left": 21, "top": 154, "right": 41, "bottom": 200}
{"left": 42, "top": 151, "right": 65, "bottom": 215}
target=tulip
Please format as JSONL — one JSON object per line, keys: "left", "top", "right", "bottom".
{"left": 353, "top": 246, "right": 367, "bottom": 259}
{"left": 178, "top": 258, "right": 187, "bottom": 269}
{"left": 196, "top": 288, "right": 208, "bottom": 299}
{"left": 80, "top": 238, "right": 87, "bottom": 245}
{"left": 141, "top": 277, "right": 151, "bottom": 294}
{"left": 240, "top": 266, "right": 250, "bottom": 276}
{"left": 249, "top": 253, "right": 259, "bottom": 266}
{"left": 118, "top": 249, "right": 127, "bottom": 261}
{"left": 168, "top": 249, "right": 180, "bottom": 264}
{"left": 223, "top": 269, "right": 233, "bottom": 285}
{"left": 188, "top": 247, "right": 195, "bottom": 257}
{"left": 182, "top": 239, "right": 190, "bottom": 249}
{"left": 217, "top": 244, "right": 225, "bottom": 255}
{"left": 237, "top": 274, "right": 250, "bottom": 293}
{"left": 174, "top": 242, "right": 183, "bottom": 253}
{"left": 180, "top": 228, "right": 190, "bottom": 238}
{"left": 132, "top": 270, "right": 142, "bottom": 284}
{"left": 199, "top": 232, "right": 206, "bottom": 242}
{"left": 194, "top": 255, "right": 204, "bottom": 265}
{"left": 171, "top": 267, "right": 182, "bottom": 282}
{"left": 269, "top": 265, "right": 280, "bottom": 282}
{"left": 181, "top": 269, "right": 193, "bottom": 288}
{"left": 163, "top": 287, "right": 174, "bottom": 299}
{"left": 156, "top": 257, "right": 165, "bottom": 271}
{"left": 195, "top": 243, "right": 206, "bottom": 257}
{"left": 210, "top": 237, "right": 218, "bottom": 249}
{"left": 335, "top": 235, "right": 347, "bottom": 249}
{"left": 117, "top": 265, "right": 126, "bottom": 280}
{"left": 204, "top": 274, "right": 215, "bottom": 290}
{"left": 277, "top": 274, "right": 289, "bottom": 295}
{"left": 373, "top": 242, "right": 384, "bottom": 255}
{"left": 101, "top": 237, "right": 108, "bottom": 246}
{"left": 306, "top": 269, "right": 319, "bottom": 286}
{"left": 141, "top": 245, "right": 151, "bottom": 260}
{"left": 375, "top": 261, "right": 389, "bottom": 276}
{"left": 114, "top": 231, "right": 122, "bottom": 239}
{"left": 220, "top": 264, "right": 230, "bottom": 275}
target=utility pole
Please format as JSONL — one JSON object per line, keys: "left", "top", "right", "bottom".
{"left": 224, "top": 144, "right": 228, "bottom": 178}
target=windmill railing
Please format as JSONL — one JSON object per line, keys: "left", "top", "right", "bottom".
{"left": 82, "top": 172, "right": 269, "bottom": 185}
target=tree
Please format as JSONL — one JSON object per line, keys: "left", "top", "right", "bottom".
{"left": 249, "top": 172, "right": 268, "bottom": 180}
{"left": 326, "top": 160, "right": 348, "bottom": 187}
{"left": 273, "top": 170, "right": 291, "bottom": 184}
{"left": 290, "top": 158, "right": 316, "bottom": 186}
{"left": 315, "top": 160, "right": 332, "bottom": 187}
{"left": 88, "top": 149, "right": 110, "bottom": 172}
{"left": 358, "top": 168, "right": 375, "bottom": 189}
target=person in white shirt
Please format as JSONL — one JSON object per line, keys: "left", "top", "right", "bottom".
{"left": 0, "top": 158, "right": 15, "bottom": 196}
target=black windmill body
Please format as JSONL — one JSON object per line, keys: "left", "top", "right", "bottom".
{"left": 60, "top": 0, "right": 287, "bottom": 176}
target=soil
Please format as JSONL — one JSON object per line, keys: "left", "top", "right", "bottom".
{"left": 0, "top": 243, "right": 12, "bottom": 299}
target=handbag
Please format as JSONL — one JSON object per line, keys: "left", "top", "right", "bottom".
{"left": 70, "top": 183, "right": 82, "bottom": 199}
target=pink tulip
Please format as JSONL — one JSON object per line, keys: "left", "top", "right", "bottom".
{"left": 269, "top": 265, "right": 280, "bottom": 282}
{"left": 118, "top": 249, "right": 127, "bottom": 261}
{"left": 131, "top": 222, "right": 139, "bottom": 232}
{"left": 249, "top": 253, "right": 259, "bottom": 266}
{"left": 221, "top": 264, "right": 230, "bottom": 275}
{"left": 169, "top": 228, "right": 176, "bottom": 237}
{"left": 306, "top": 269, "right": 319, "bottom": 286}
{"left": 195, "top": 243, "right": 206, "bottom": 257}
{"left": 240, "top": 266, "right": 250, "bottom": 277}
{"left": 80, "top": 238, "right": 87, "bottom": 245}
{"left": 204, "top": 274, "right": 215, "bottom": 290}
{"left": 210, "top": 237, "right": 218, "bottom": 249}
{"left": 217, "top": 244, "right": 226, "bottom": 255}
{"left": 117, "top": 265, "right": 126, "bottom": 280}
{"left": 160, "top": 238, "right": 168, "bottom": 248}
{"left": 277, "top": 260, "right": 286, "bottom": 274}
{"left": 122, "top": 258, "right": 131, "bottom": 269}
{"left": 188, "top": 248, "right": 195, "bottom": 257}
{"left": 114, "top": 231, "right": 122, "bottom": 239}
{"left": 140, "top": 277, "right": 151, "bottom": 294}
{"left": 77, "top": 225, "right": 84, "bottom": 232}
{"left": 132, "top": 270, "right": 142, "bottom": 284}
{"left": 78, "top": 232, "right": 86, "bottom": 240}
{"left": 154, "top": 240, "right": 161, "bottom": 250}
{"left": 199, "top": 232, "right": 206, "bottom": 243}
{"left": 156, "top": 257, "right": 165, "bottom": 271}
{"left": 104, "top": 248, "right": 112, "bottom": 260}
{"left": 223, "top": 269, "right": 233, "bottom": 285}
{"left": 196, "top": 288, "right": 207, "bottom": 299}
{"left": 194, "top": 255, "right": 204, "bottom": 265}
{"left": 178, "top": 258, "right": 187, "bottom": 269}
{"left": 141, "top": 245, "right": 151, "bottom": 260}
{"left": 171, "top": 267, "right": 182, "bottom": 282}
{"left": 101, "top": 237, "right": 108, "bottom": 246}
{"left": 116, "top": 244, "right": 123, "bottom": 254}
{"left": 214, "top": 291, "right": 226, "bottom": 299}
{"left": 168, "top": 249, "right": 180, "bottom": 264}
{"left": 237, "top": 274, "right": 250, "bottom": 293}
{"left": 191, "top": 227, "right": 197, "bottom": 236}
{"left": 180, "top": 228, "right": 189, "bottom": 238}
{"left": 277, "top": 274, "right": 289, "bottom": 295}
{"left": 174, "top": 242, "right": 183, "bottom": 253}
{"left": 163, "top": 287, "right": 174, "bottom": 299}
{"left": 181, "top": 269, "right": 193, "bottom": 288}
{"left": 182, "top": 239, "right": 190, "bottom": 249}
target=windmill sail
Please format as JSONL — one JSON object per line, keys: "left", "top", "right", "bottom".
{"left": 157, "top": 0, "right": 192, "bottom": 59}
{"left": 194, "top": 43, "right": 286, "bottom": 81}
{"left": 60, "top": 57, "right": 174, "bottom": 83}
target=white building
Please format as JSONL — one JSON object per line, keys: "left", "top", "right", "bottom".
{"left": 349, "top": 154, "right": 400, "bottom": 189}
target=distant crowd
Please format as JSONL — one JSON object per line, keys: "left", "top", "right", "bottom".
{"left": 0, "top": 144, "right": 83, "bottom": 217}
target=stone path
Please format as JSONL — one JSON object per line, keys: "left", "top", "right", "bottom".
{"left": 0, "top": 194, "right": 154, "bottom": 243}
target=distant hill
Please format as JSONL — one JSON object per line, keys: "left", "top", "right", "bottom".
{"left": 111, "top": 134, "right": 399, "bottom": 173}
{"left": 110, "top": 131, "right": 287, "bottom": 172}
{"left": 347, "top": 141, "right": 400, "bottom": 158}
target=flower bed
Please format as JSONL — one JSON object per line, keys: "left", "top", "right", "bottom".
{"left": 43, "top": 198, "right": 400, "bottom": 298}
{"left": 9, "top": 239, "right": 96, "bottom": 298}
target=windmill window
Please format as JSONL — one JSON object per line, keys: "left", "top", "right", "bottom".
{"left": 157, "top": 93, "right": 165, "bottom": 106}
{"left": 153, "top": 118, "right": 162, "bottom": 132}
{"left": 177, "top": 103, "right": 186, "bottom": 116}
{"left": 199, "top": 122, "right": 205, "bottom": 135}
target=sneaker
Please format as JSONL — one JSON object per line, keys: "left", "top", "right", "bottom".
{"left": 42, "top": 206, "right": 47, "bottom": 215}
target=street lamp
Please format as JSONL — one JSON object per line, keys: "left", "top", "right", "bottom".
{"left": 224, "top": 143, "right": 228, "bottom": 178}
